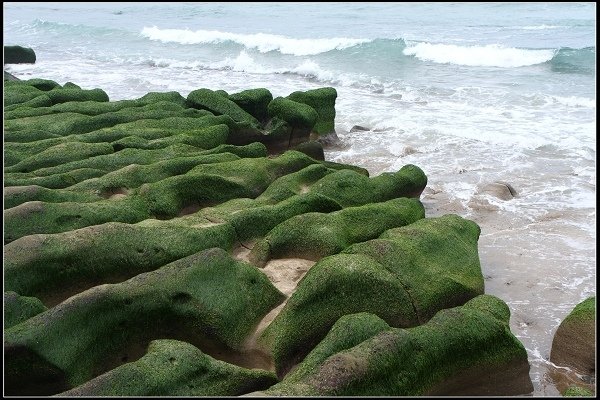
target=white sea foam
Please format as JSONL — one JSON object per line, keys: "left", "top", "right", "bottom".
{"left": 403, "top": 42, "right": 556, "bottom": 67}
{"left": 140, "top": 26, "right": 370, "bottom": 56}
{"left": 550, "top": 95, "right": 596, "bottom": 108}
{"left": 522, "top": 25, "right": 562, "bottom": 30}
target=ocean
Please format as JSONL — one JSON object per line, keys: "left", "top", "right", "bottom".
{"left": 3, "top": 2, "right": 596, "bottom": 395}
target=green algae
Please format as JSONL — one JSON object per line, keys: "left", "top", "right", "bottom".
{"left": 5, "top": 249, "right": 284, "bottom": 393}
{"left": 57, "top": 339, "right": 278, "bottom": 396}
{"left": 264, "top": 295, "right": 532, "bottom": 396}
{"left": 187, "top": 88, "right": 260, "bottom": 127}
{"left": 228, "top": 88, "right": 273, "bottom": 123}
{"left": 259, "top": 214, "right": 484, "bottom": 376}
{"left": 249, "top": 197, "right": 425, "bottom": 266}
{"left": 287, "top": 87, "right": 337, "bottom": 135}
{"left": 4, "top": 291, "right": 48, "bottom": 329}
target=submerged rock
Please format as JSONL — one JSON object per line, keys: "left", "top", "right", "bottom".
{"left": 478, "top": 181, "right": 517, "bottom": 200}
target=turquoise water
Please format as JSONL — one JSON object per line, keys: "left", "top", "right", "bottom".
{"left": 4, "top": 2, "right": 596, "bottom": 396}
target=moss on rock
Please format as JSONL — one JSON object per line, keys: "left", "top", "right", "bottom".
{"left": 287, "top": 87, "right": 337, "bottom": 136}
{"left": 187, "top": 88, "right": 260, "bottom": 127}
{"left": 4, "top": 291, "right": 48, "bottom": 329}
{"left": 4, "top": 249, "right": 284, "bottom": 394}
{"left": 249, "top": 197, "right": 425, "bottom": 266}
{"left": 259, "top": 214, "right": 483, "bottom": 376}
{"left": 563, "top": 385, "right": 594, "bottom": 397}
{"left": 267, "top": 97, "right": 318, "bottom": 133}
{"left": 45, "top": 87, "right": 109, "bottom": 105}
{"left": 58, "top": 339, "right": 278, "bottom": 396}
{"left": 6, "top": 141, "right": 115, "bottom": 173}
{"left": 310, "top": 164, "right": 427, "bottom": 207}
{"left": 3, "top": 185, "right": 101, "bottom": 209}
{"left": 264, "top": 295, "right": 533, "bottom": 396}
{"left": 550, "top": 296, "right": 595, "bottom": 375}
{"left": 4, "top": 221, "right": 237, "bottom": 305}
{"left": 229, "top": 88, "right": 273, "bottom": 123}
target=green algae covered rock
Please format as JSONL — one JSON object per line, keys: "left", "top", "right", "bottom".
{"left": 550, "top": 296, "right": 595, "bottom": 375}
{"left": 6, "top": 141, "right": 115, "bottom": 173}
{"left": 58, "top": 339, "right": 278, "bottom": 396}
{"left": 287, "top": 87, "right": 337, "bottom": 135}
{"left": 62, "top": 82, "right": 81, "bottom": 89}
{"left": 3, "top": 168, "right": 107, "bottom": 190}
{"left": 293, "top": 140, "right": 325, "bottom": 160}
{"left": 5, "top": 93, "right": 53, "bottom": 112}
{"left": 6, "top": 144, "right": 205, "bottom": 180}
{"left": 138, "top": 90, "right": 188, "bottom": 107}
{"left": 4, "top": 291, "right": 48, "bottom": 329}
{"left": 259, "top": 214, "right": 484, "bottom": 376}
{"left": 262, "top": 295, "right": 533, "bottom": 396}
{"left": 563, "top": 385, "right": 594, "bottom": 397}
{"left": 310, "top": 164, "right": 427, "bottom": 207}
{"left": 3, "top": 185, "right": 101, "bottom": 209}
{"left": 348, "top": 214, "right": 484, "bottom": 322}
{"left": 4, "top": 45, "right": 36, "bottom": 64}
{"left": 267, "top": 97, "right": 318, "bottom": 133}
{"left": 45, "top": 87, "right": 109, "bottom": 105}
{"left": 4, "top": 248, "right": 285, "bottom": 395}
{"left": 281, "top": 313, "right": 391, "bottom": 385}
{"left": 4, "top": 106, "right": 210, "bottom": 143}
{"left": 4, "top": 221, "right": 237, "bottom": 306}
{"left": 4, "top": 83, "right": 44, "bottom": 107}
{"left": 187, "top": 88, "right": 260, "bottom": 127}
{"left": 249, "top": 197, "right": 425, "bottom": 266}
{"left": 17, "top": 78, "right": 61, "bottom": 91}
{"left": 229, "top": 88, "right": 273, "bottom": 123}
{"left": 226, "top": 192, "right": 343, "bottom": 243}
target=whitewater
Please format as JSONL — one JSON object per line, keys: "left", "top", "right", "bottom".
{"left": 3, "top": 2, "right": 596, "bottom": 396}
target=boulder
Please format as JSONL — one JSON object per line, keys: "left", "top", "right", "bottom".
{"left": 293, "top": 140, "right": 325, "bottom": 160}
{"left": 550, "top": 297, "right": 595, "bottom": 375}
{"left": 229, "top": 88, "right": 273, "bottom": 123}
{"left": 288, "top": 87, "right": 337, "bottom": 136}
{"left": 187, "top": 88, "right": 260, "bottom": 127}
{"left": 478, "top": 181, "right": 517, "bottom": 200}
{"left": 4, "top": 45, "right": 36, "bottom": 64}
{"left": 349, "top": 125, "right": 370, "bottom": 132}
{"left": 266, "top": 97, "right": 318, "bottom": 151}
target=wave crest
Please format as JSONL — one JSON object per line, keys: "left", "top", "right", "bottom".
{"left": 403, "top": 42, "right": 556, "bottom": 67}
{"left": 140, "top": 26, "right": 370, "bottom": 56}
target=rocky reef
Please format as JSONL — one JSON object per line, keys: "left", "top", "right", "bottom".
{"left": 3, "top": 68, "right": 534, "bottom": 396}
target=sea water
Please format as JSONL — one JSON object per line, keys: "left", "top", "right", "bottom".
{"left": 3, "top": 2, "right": 596, "bottom": 395}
